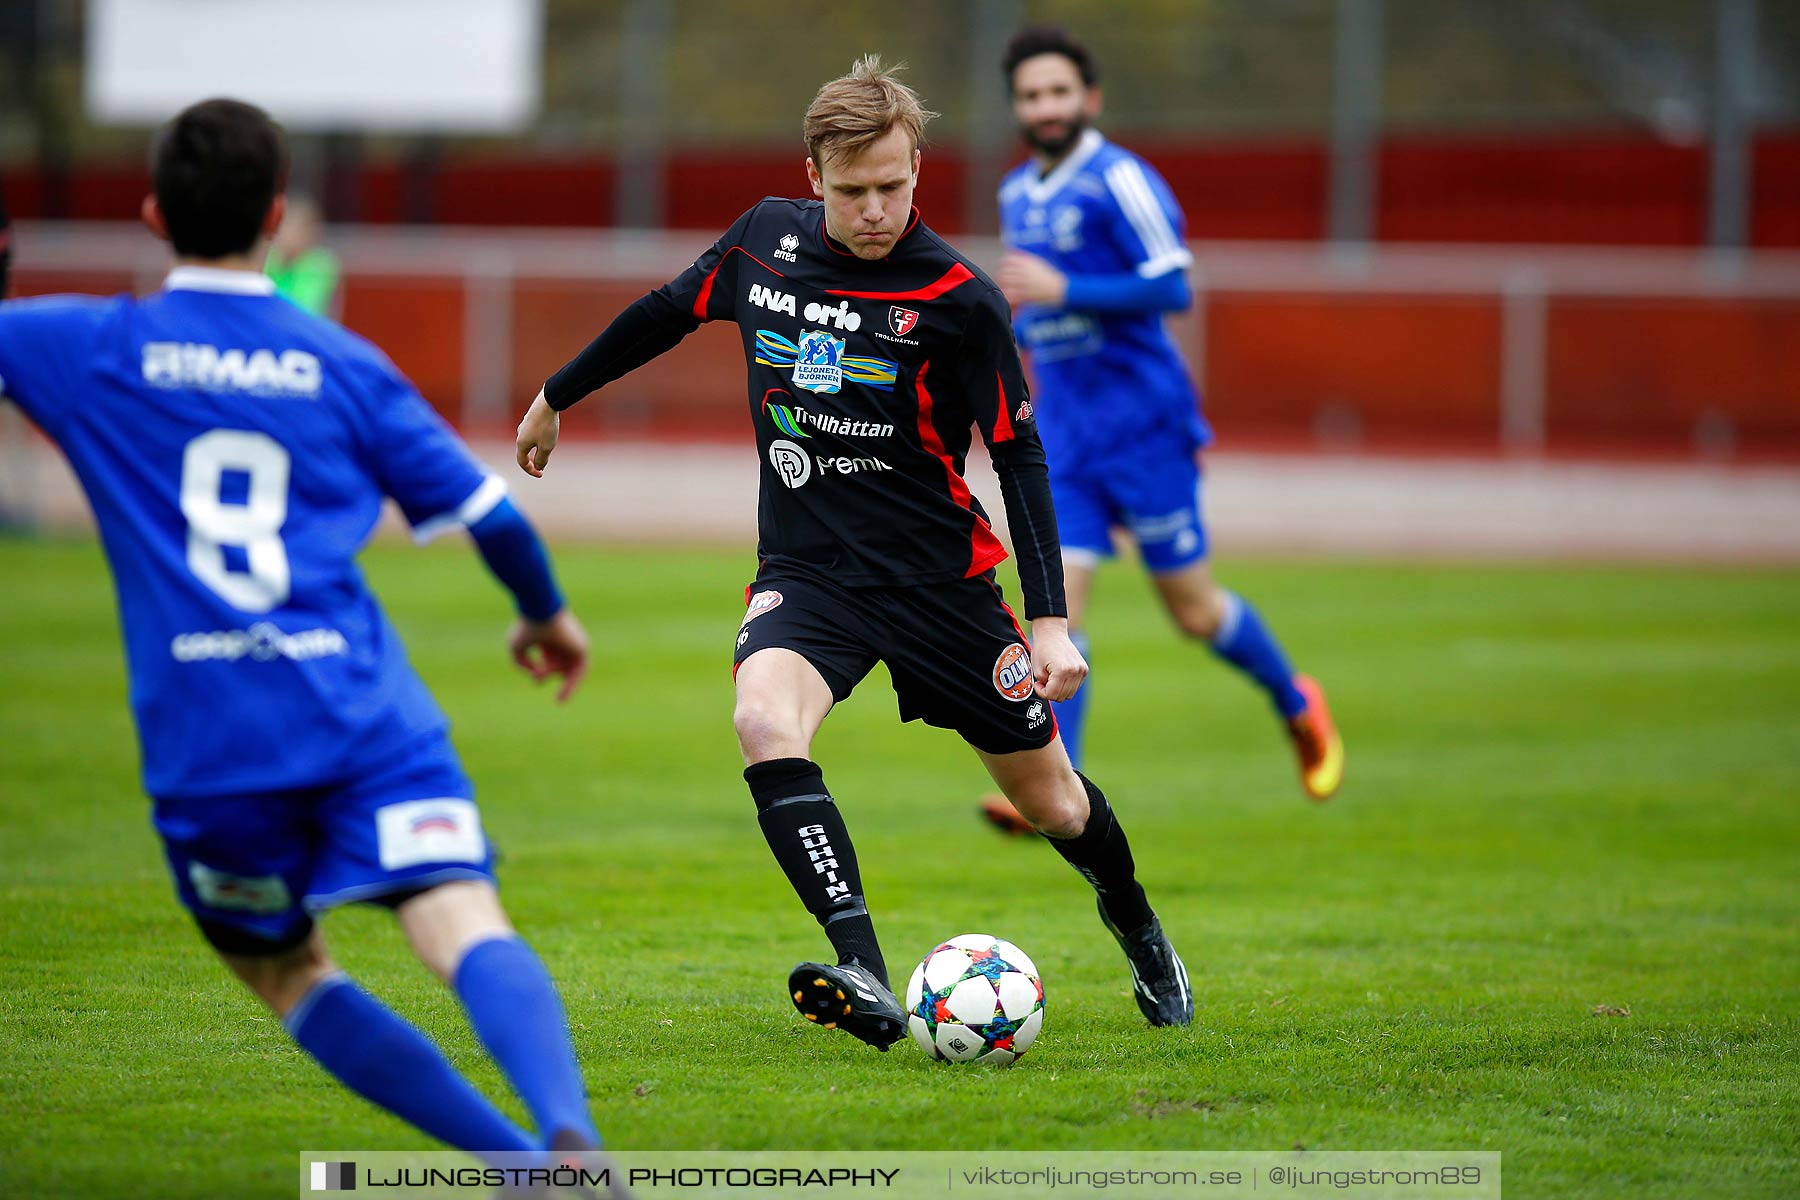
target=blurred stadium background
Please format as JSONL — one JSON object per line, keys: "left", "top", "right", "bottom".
{"left": 4, "top": 9, "right": 1799, "bottom": 1195}
{"left": 3, "top": 0, "right": 1799, "bottom": 552}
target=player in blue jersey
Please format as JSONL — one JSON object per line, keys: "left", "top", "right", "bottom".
{"left": 980, "top": 28, "right": 1343, "bottom": 834}
{"left": 0, "top": 100, "right": 603, "bottom": 1160}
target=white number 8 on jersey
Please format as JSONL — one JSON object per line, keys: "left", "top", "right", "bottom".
{"left": 179, "top": 429, "right": 291, "bottom": 613}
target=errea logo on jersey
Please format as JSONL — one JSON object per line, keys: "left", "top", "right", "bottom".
{"left": 143, "top": 342, "right": 321, "bottom": 397}
{"left": 748, "top": 284, "right": 797, "bottom": 316}
{"left": 774, "top": 233, "right": 800, "bottom": 263}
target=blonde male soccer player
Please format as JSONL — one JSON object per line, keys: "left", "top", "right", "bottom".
{"left": 517, "top": 57, "right": 1192, "bottom": 1047}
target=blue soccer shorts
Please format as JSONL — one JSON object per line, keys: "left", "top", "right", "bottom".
{"left": 1052, "top": 448, "right": 1209, "bottom": 574}
{"left": 151, "top": 734, "right": 496, "bottom": 951}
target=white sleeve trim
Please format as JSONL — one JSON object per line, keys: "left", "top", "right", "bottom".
{"left": 1136, "top": 247, "right": 1195, "bottom": 278}
{"left": 1104, "top": 159, "right": 1187, "bottom": 271}
{"left": 411, "top": 473, "right": 508, "bottom": 545}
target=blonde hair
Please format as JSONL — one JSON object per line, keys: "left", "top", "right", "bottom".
{"left": 803, "top": 54, "right": 936, "bottom": 168}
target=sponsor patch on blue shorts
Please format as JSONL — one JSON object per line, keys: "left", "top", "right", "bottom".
{"left": 152, "top": 735, "right": 495, "bottom": 944}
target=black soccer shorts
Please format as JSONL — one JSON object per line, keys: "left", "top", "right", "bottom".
{"left": 731, "top": 563, "right": 1059, "bottom": 756}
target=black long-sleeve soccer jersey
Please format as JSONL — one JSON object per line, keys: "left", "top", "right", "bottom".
{"left": 546, "top": 198, "right": 1066, "bottom": 618}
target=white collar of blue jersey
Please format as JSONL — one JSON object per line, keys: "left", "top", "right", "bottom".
{"left": 164, "top": 266, "right": 277, "bottom": 296}
{"left": 1023, "top": 128, "right": 1106, "bottom": 205}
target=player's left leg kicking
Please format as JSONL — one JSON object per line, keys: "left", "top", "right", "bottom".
{"left": 979, "top": 738, "right": 1192, "bottom": 1026}
{"left": 156, "top": 744, "right": 601, "bottom": 1156}
{"left": 888, "top": 577, "right": 1191, "bottom": 1028}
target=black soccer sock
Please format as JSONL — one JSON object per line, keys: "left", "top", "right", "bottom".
{"left": 746, "top": 757, "right": 889, "bottom": 987}
{"left": 1045, "top": 772, "right": 1156, "bottom": 935}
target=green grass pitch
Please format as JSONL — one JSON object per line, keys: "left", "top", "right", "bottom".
{"left": 1, "top": 537, "right": 1796, "bottom": 1198}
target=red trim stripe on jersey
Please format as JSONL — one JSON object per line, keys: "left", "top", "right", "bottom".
{"left": 988, "top": 370, "right": 1016, "bottom": 444}
{"left": 915, "top": 361, "right": 1010, "bottom": 579}
{"left": 984, "top": 575, "right": 1032, "bottom": 643}
{"left": 825, "top": 261, "right": 975, "bottom": 303}
{"left": 693, "top": 246, "right": 785, "bottom": 321}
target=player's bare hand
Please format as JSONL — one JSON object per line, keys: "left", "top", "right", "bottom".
{"left": 515, "top": 392, "right": 560, "bottom": 478}
{"left": 508, "top": 609, "right": 589, "bottom": 703}
{"left": 1028, "top": 616, "right": 1087, "bottom": 702}
{"left": 996, "top": 251, "right": 1069, "bottom": 310}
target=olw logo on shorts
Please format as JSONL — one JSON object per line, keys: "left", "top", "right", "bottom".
{"left": 993, "top": 642, "right": 1034, "bottom": 701}
{"left": 742, "top": 590, "right": 783, "bottom": 625}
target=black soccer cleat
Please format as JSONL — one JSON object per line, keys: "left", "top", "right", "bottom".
{"left": 788, "top": 961, "right": 906, "bottom": 1050}
{"left": 1098, "top": 900, "right": 1194, "bottom": 1027}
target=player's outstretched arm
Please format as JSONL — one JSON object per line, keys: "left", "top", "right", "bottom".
{"left": 517, "top": 286, "right": 705, "bottom": 478}
{"left": 521, "top": 204, "right": 764, "bottom": 476}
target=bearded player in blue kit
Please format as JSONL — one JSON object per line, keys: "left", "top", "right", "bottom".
{"left": 0, "top": 100, "right": 604, "bottom": 1159}
{"left": 980, "top": 28, "right": 1344, "bottom": 835}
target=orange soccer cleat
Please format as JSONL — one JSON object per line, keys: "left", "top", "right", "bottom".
{"left": 979, "top": 794, "right": 1037, "bottom": 836}
{"left": 1286, "top": 675, "right": 1344, "bottom": 801}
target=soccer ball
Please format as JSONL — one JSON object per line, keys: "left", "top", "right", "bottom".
{"left": 905, "top": 934, "right": 1045, "bottom": 1064}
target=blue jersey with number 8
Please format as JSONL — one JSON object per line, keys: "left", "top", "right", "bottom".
{"left": 0, "top": 268, "right": 502, "bottom": 798}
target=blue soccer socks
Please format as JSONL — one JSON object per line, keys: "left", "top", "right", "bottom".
{"left": 1050, "top": 631, "right": 1093, "bottom": 770}
{"left": 453, "top": 935, "right": 600, "bottom": 1147}
{"left": 285, "top": 973, "right": 535, "bottom": 1155}
{"left": 1208, "top": 590, "right": 1308, "bottom": 719}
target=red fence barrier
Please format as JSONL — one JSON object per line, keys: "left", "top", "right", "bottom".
{"left": 7, "top": 131, "right": 1800, "bottom": 246}
{"left": 9, "top": 226, "right": 1800, "bottom": 459}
